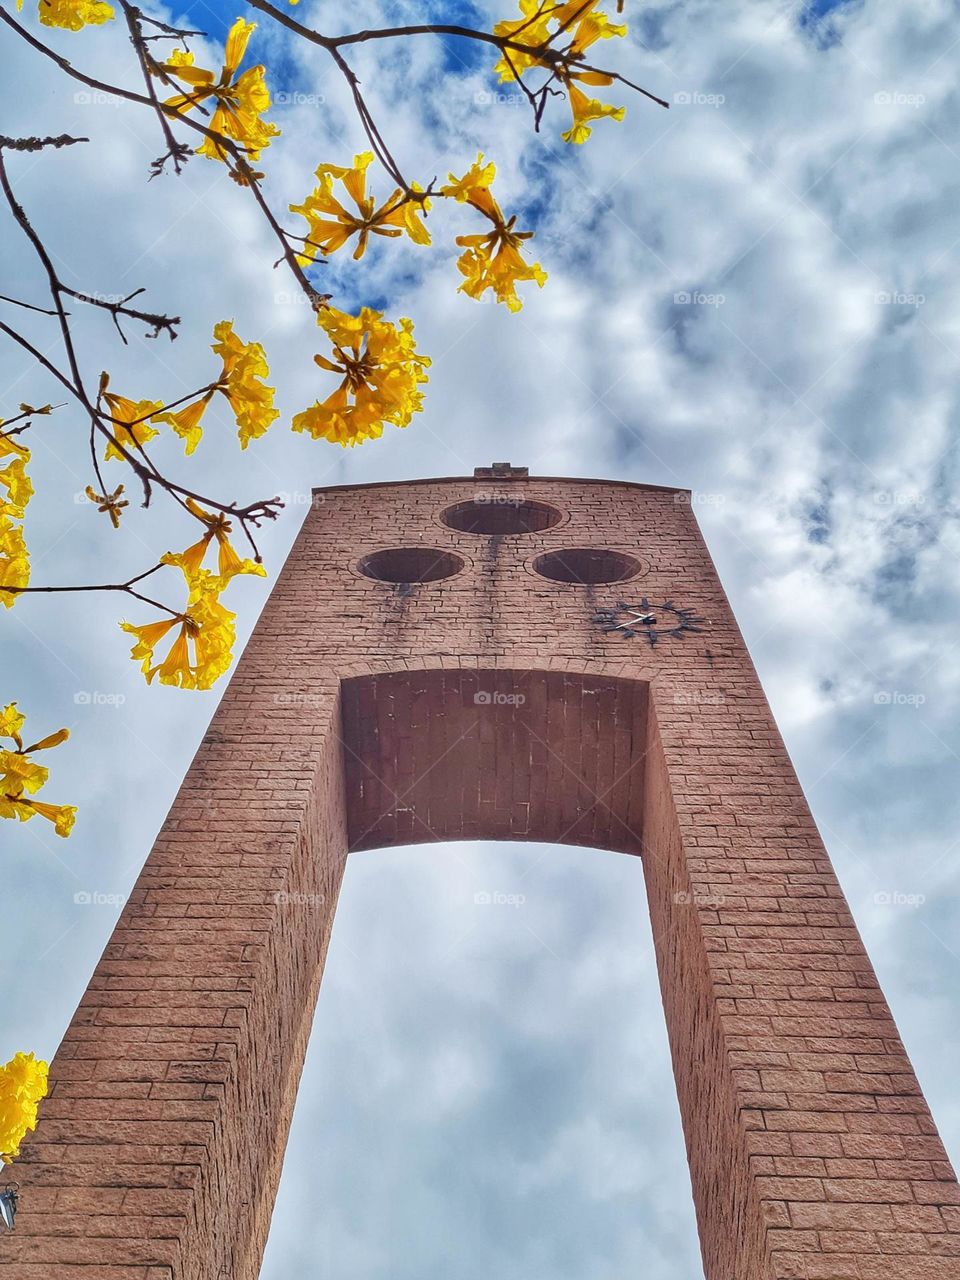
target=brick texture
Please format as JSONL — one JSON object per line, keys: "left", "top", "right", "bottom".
{"left": 2, "top": 472, "right": 957, "bottom": 1280}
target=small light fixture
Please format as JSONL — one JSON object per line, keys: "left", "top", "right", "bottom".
{"left": 0, "top": 1185, "right": 19, "bottom": 1230}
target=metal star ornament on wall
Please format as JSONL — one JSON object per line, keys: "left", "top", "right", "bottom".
{"left": 593, "top": 598, "right": 706, "bottom": 646}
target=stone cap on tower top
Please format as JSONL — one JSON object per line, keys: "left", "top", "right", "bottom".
{"left": 473, "top": 463, "right": 528, "bottom": 479}
{"left": 309, "top": 471, "right": 691, "bottom": 497}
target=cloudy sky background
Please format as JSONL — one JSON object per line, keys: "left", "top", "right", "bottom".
{"left": 2, "top": 0, "right": 960, "bottom": 1275}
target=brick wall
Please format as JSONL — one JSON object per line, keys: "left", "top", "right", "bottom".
{"left": 2, "top": 472, "right": 957, "bottom": 1279}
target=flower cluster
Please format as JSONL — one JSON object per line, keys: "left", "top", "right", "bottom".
{"left": 157, "top": 19, "right": 279, "bottom": 166}
{"left": 493, "top": 0, "right": 627, "bottom": 143}
{"left": 290, "top": 152, "right": 431, "bottom": 263}
{"left": 0, "top": 1053, "right": 48, "bottom": 1165}
{"left": 0, "top": 703, "right": 76, "bottom": 837}
{"left": 0, "top": 410, "right": 42, "bottom": 607}
{"left": 120, "top": 499, "right": 264, "bottom": 690}
{"left": 34, "top": 0, "right": 113, "bottom": 31}
{"left": 96, "top": 322, "right": 277, "bottom": 474}
{"left": 441, "top": 155, "right": 546, "bottom": 311}
{"left": 292, "top": 306, "right": 430, "bottom": 447}
{"left": 209, "top": 321, "right": 279, "bottom": 448}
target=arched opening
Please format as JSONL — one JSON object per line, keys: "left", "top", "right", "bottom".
{"left": 259, "top": 839, "right": 705, "bottom": 1280}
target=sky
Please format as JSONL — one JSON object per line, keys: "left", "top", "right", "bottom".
{"left": 2, "top": 0, "right": 960, "bottom": 1276}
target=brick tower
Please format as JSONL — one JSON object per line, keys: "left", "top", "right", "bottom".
{"left": 4, "top": 467, "right": 959, "bottom": 1280}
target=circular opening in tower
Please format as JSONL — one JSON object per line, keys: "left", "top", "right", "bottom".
{"left": 358, "top": 547, "right": 464, "bottom": 584}
{"left": 441, "top": 498, "right": 562, "bottom": 535}
{"left": 532, "top": 548, "right": 641, "bottom": 585}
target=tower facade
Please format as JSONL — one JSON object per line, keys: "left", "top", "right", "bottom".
{"left": 4, "top": 468, "right": 959, "bottom": 1279}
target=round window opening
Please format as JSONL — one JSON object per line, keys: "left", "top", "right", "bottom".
{"left": 441, "top": 498, "right": 562, "bottom": 535}
{"left": 358, "top": 547, "right": 464, "bottom": 584}
{"left": 533, "top": 548, "right": 642, "bottom": 585}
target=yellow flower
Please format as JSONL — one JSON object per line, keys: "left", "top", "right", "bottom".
{"left": 559, "top": 70, "right": 625, "bottom": 144}
{"left": 84, "top": 484, "right": 129, "bottom": 529}
{"left": 159, "top": 19, "right": 280, "bottom": 163}
{"left": 0, "top": 429, "right": 29, "bottom": 462}
{"left": 101, "top": 391, "right": 163, "bottom": 462}
{"left": 292, "top": 306, "right": 430, "bottom": 447}
{"left": 37, "top": 0, "right": 113, "bottom": 30}
{"left": 171, "top": 498, "right": 266, "bottom": 583}
{"left": 0, "top": 456, "right": 32, "bottom": 520}
{"left": 155, "top": 397, "right": 209, "bottom": 456}
{"left": 120, "top": 569, "right": 237, "bottom": 690}
{"left": 555, "top": 0, "right": 627, "bottom": 56}
{"left": 211, "top": 321, "right": 278, "bottom": 448}
{"left": 0, "top": 705, "right": 75, "bottom": 838}
{"left": 441, "top": 156, "right": 546, "bottom": 311}
{"left": 0, "top": 1053, "right": 48, "bottom": 1165}
{"left": 290, "top": 152, "right": 431, "bottom": 263}
{"left": 0, "top": 704, "right": 25, "bottom": 742}
{"left": 492, "top": 0, "right": 553, "bottom": 81}
{"left": 0, "top": 517, "right": 29, "bottom": 607}
{"left": 492, "top": 1, "right": 626, "bottom": 142}
{"left": 439, "top": 153, "right": 498, "bottom": 209}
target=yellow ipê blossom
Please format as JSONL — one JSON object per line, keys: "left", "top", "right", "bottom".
{"left": 211, "top": 321, "right": 279, "bottom": 448}
{"left": 558, "top": 70, "right": 625, "bottom": 144}
{"left": 0, "top": 426, "right": 33, "bottom": 605}
{"left": 292, "top": 306, "right": 430, "bottom": 447}
{"left": 175, "top": 498, "right": 266, "bottom": 583}
{"left": 494, "top": 0, "right": 626, "bottom": 78}
{"left": 492, "top": 0, "right": 554, "bottom": 81}
{"left": 290, "top": 152, "right": 431, "bottom": 263}
{"left": 441, "top": 155, "right": 546, "bottom": 311}
{"left": 0, "top": 458, "right": 33, "bottom": 520}
{"left": 0, "top": 517, "right": 29, "bottom": 608}
{"left": 101, "top": 390, "right": 163, "bottom": 462}
{"left": 85, "top": 483, "right": 129, "bottom": 529}
{"left": 137, "top": 322, "right": 277, "bottom": 456}
{"left": 120, "top": 567, "right": 237, "bottom": 690}
{"left": 36, "top": 0, "right": 113, "bottom": 31}
{"left": 155, "top": 397, "right": 208, "bottom": 457}
{"left": 0, "top": 1053, "right": 48, "bottom": 1165}
{"left": 159, "top": 19, "right": 280, "bottom": 164}
{"left": 0, "top": 703, "right": 76, "bottom": 838}
{"left": 492, "top": 1, "right": 626, "bottom": 143}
